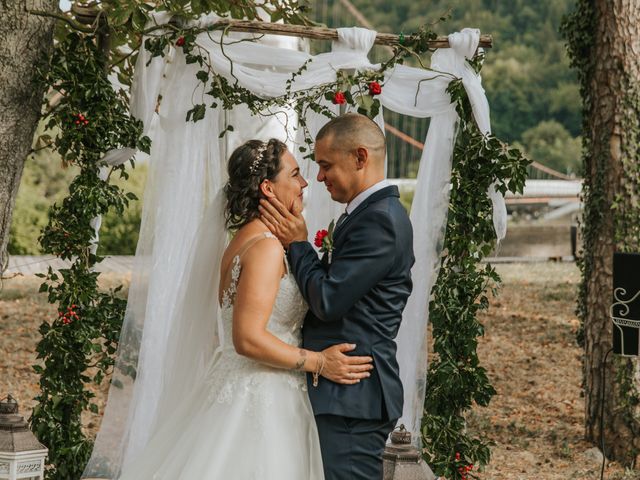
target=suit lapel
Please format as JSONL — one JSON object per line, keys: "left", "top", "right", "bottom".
{"left": 332, "top": 185, "right": 400, "bottom": 241}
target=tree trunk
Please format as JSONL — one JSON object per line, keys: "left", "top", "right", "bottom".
{"left": 584, "top": 0, "right": 640, "bottom": 464}
{"left": 0, "top": 0, "right": 58, "bottom": 274}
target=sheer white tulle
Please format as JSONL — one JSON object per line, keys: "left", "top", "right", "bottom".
{"left": 83, "top": 16, "right": 501, "bottom": 477}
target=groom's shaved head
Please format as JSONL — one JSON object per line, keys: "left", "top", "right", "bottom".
{"left": 315, "top": 113, "right": 386, "bottom": 164}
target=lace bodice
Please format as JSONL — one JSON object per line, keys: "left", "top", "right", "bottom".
{"left": 218, "top": 233, "right": 308, "bottom": 347}
{"left": 219, "top": 260, "right": 307, "bottom": 347}
{"left": 204, "top": 235, "right": 309, "bottom": 408}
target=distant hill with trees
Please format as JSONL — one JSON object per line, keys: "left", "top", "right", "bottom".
{"left": 325, "top": 0, "right": 581, "bottom": 174}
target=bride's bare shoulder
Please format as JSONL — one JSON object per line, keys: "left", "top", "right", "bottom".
{"left": 222, "top": 223, "right": 283, "bottom": 269}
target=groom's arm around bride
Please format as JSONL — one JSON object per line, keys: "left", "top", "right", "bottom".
{"left": 260, "top": 113, "right": 415, "bottom": 480}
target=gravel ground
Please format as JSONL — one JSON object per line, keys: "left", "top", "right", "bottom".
{"left": 1, "top": 264, "right": 638, "bottom": 479}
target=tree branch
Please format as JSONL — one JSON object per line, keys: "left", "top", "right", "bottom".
{"left": 28, "top": 9, "right": 94, "bottom": 33}
{"left": 202, "top": 19, "right": 493, "bottom": 49}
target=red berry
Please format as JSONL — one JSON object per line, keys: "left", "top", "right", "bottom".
{"left": 176, "top": 36, "right": 185, "bottom": 47}
{"left": 75, "top": 120, "right": 80, "bottom": 125}
{"left": 368, "top": 81, "right": 382, "bottom": 96}
{"left": 332, "top": 91, "right": 346, "bottom": 105}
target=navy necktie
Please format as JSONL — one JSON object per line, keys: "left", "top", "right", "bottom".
{"left": 335, "top": 211, "right": 349, "bottom": 229}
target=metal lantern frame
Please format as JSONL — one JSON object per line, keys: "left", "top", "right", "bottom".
{"left": 0, "top": 396, "right": 48, "bottom": 480}
{"left": 611, "top": 287, "right": 640, "bottom": 357}
{"left": 0, "top": 452, "right": 47, "bottom": 480}
{"left": 382, "top": 425, "right": 435, "bottom": 480}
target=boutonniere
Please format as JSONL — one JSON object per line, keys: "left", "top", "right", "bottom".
{"left": 314, "top": 219, "right": 336, "bottom": 263}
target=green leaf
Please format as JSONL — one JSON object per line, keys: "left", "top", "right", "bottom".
{"left": 196, "top": 70, "right": 209, "bottom": 83}
{"left": 270, "top": 9, "right": 283, "bottom": 22}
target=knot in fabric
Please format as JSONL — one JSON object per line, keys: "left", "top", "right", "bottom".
{"left": 332, "top": 27, "right": 377, "bottom": 59}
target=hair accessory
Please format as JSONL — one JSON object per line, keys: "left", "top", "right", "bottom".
{"left": 249, "top": 143, "right": 268, "bottom": 174}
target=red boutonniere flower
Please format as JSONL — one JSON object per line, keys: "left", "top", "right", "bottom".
{"left": 314, "top": 219, "right": 336, "bottom": 262}
{"left": 314, "top": 229, "right": 328, "bottom": 248}
{"left": 368, "top": 81, "right": 382, "bottom": 96}
{"left": 176, "top": 36, "right": 186, "bottom": 47}
{"left": 332, "top": 91, "right": 347, "bottom": 105}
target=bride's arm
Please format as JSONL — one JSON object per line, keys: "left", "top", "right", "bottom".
{"left": 232, "top": 238, "right": 373, "bottom": 384}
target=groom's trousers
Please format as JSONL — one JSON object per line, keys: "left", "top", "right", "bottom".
{"left": 315, "top": 414, "right": 396, "bottom": 480}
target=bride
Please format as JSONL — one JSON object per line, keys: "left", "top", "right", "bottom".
{"left": 116, "top": 138, "right": 374, "bottom": 479}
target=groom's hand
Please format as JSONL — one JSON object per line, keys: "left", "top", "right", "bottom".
{"left": 259, "top": 197, "right": 308, "bottom": 249}
{"left": 321, "top": 343, "right": 374, "bottom": 385}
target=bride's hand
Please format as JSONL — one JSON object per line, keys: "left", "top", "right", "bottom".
{"left": 320, "top": 343, "right": 374, "bottom": 385}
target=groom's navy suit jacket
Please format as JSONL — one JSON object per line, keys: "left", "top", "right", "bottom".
{"left": 287, "top": 185, "right": 414, "bottom": 421}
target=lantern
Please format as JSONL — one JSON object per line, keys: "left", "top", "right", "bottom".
{"left": 382, "top": 425, "right": 436, "bottom": 480}
{"left": 0, "top": 395, "right": 48, "bottom": 480}
{"left": 611, "top": 253, "right": 640, "bottom": 356}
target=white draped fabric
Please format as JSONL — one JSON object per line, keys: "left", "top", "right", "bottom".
{"left": 83, "top": 14, "right": 502, "bottom": 478}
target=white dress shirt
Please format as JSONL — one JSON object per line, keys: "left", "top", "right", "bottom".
{"left": 345, "top": 179, "right": 391, "bottom": 215}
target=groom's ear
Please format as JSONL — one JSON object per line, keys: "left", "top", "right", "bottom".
{"left": 355, "top": 146, "right": 368, "bottom": 169}
{"left": 259, "top": 180, "right": 276, "bottom": 198}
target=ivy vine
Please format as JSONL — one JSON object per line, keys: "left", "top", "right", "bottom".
{"left": 31, "top": 31, "right": 148, "bottom": 480}
{"left": 421, "top": 78, "right": 529, "bottom": 479}
{"left": 560, "top": 0, "right": 596, "bottom": 348}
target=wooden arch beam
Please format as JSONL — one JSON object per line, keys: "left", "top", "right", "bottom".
{"left": 36, "top": 4, "right": 493, "bottom": 50}
{"left": 202, "top": 19, "right": 493, "bottom": 49}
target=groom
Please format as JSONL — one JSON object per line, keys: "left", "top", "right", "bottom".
{"left": 259, "top": 113, "right": 414, "bottom": 480}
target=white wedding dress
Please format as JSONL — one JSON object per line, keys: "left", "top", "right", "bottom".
{"left": 118, "top": 233, "right": 324, "bottom": 479}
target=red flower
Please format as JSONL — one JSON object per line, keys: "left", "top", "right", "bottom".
{"left": 368, "top": 81, "right": 382, "bottom": 96}
{"left": 332, "top": 91, "right": 346, "bottom": 105}
{"left": 176, "top": 36, "right": 186, "bottom": 47}
{"left": 314, "top": 229, "right": 329, "bottom": 248}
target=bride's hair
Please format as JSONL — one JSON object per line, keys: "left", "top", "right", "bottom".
{"left": 224, "top": 138, "right": 287, "bottom": 230}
